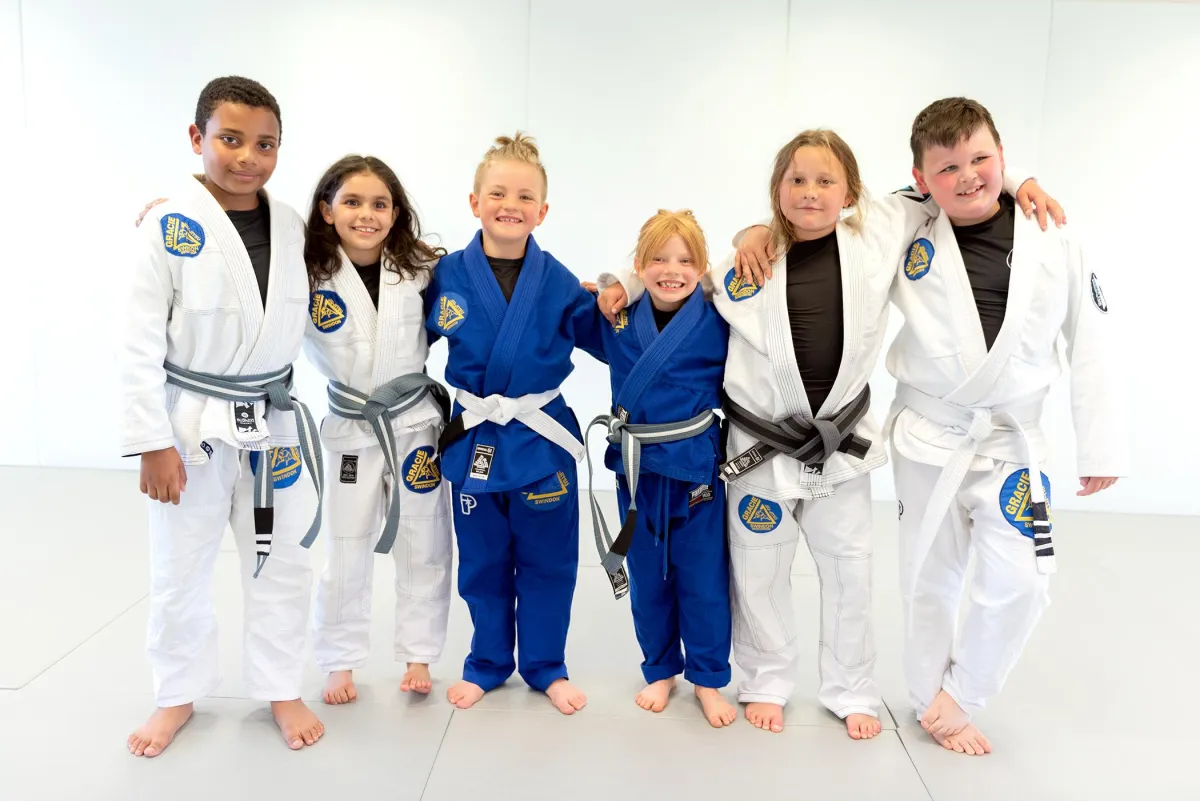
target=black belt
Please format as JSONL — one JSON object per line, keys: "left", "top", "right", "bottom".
{"left": 719, "top": 385, "right": 873, "bottom": 481}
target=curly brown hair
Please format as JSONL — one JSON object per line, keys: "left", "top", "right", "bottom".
{"left": 304, "top": 155, "right": 444, "bottom": 291}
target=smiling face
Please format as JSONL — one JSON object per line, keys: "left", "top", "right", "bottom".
{"left": 913, "top": 125, "right": 1006, "bottom": 226}
{"left": 319, "top": 170, "right": 399, "bottom": 266}
{"left": 470, "top": 159, "right": 548, "bottom": 258}
{"left": 189, "top": 101, "right": 280, "bottom": 211}
{"left": 636, "top": 234, "right": 702, "bottom": 312}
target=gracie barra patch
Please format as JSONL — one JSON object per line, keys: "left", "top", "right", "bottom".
{"left": 738, "top": 495, "right": 782, "bottom": 533}
{"left": 249, "top": 447, "right": 303, "bottom": 489}
{"left": 161, "top": 213, "right": 205, "bottom": 257}
{"left": 688, "top": 484, "right": 714, "bottom": 508}
{"left": 999, "top": 468, "right": 1052, "bottom": 538}
{"left": 402, "top": 447, "right": 441, "bottom": 493}
{"left": 522, "top": 471, "right": 572, "bottom": 510}
{"left": 1090, "top": 273, "right": 1108, "bottom": 313}
{"left": 310, "top": 290, "right": 347, "bottom": 333}
{"left": 340, "top": 454, "right": 358, "bottom": 483}
{"left": 435, "top": 293, "right": 468, "bottom": 335}
{"left": 612, "top": 309, "right": 629, "bottom": 333}
{"left": 724, "top": 267, "right": 761, "bottom": 302}
{"left": 468, "top": 444, "right": 494, "bottom": 481}
{"left": 905, "top": 238, "right": 933, "bottom": 280}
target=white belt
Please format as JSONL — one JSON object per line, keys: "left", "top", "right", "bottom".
{"left": 456, "top": 388, "right": 585, "bottom": 461}
{"left": 893, "top": 384, "right": 1055, "bottom": 629}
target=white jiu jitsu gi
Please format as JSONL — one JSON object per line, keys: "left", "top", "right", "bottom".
{"left": 886, "top": 204, "right": 1127, "bottom": 719}
{"left": 304, "top": 250, "right": 453, "bottom": 672}
{"left": 118, "top": 176, "right": 318, "bottom": 706}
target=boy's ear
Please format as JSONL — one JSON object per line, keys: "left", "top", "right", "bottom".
{"left": 997, "top": 143, "right": 1006, "bottom": 175}
{"left": 189, "top": 124, "right": 204, "bottom": 156}
{"left": 535, "top": 202, "right": 549, "bottom": 227}
{"left": 912, "top": 166, "right": 930, "bottom": 196}
{"left": 469, "top": 193, "right": 482, "bottom": 220}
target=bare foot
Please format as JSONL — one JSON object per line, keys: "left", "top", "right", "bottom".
{"left": 323, "top": 670, "right": 357, "bottom": 705}
{"left": 845, "top": 713, "right": 882, "bottom": 740}
{"left": 401, "top": 663, "right": 433, "bottom": 694}
{"left": 446, "top": 680, "right": 486, "bottom": 710}
{"left": 934, "top": 723, "right": 992, "bottom": 756}
{"left": 695, "top": 687, "right": 737, "bottom": 728}
{"left": 127, "top": 703, "right": 194, "bottom": 757}
{"left": 635, "top": 677, "right": 676, "bottom": 712}
{"left": 921, "top": 689, "right": 970, "bottom": 737}
{"left": 271, "top": 699, "right": 324, "bottom": 750}
{"left": 545, "top": 678, "right": 587, "bottom": 715}
{"left": 745, "top": 702, "right": 785, "bottom": 733}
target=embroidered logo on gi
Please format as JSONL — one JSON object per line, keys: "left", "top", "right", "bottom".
{"left": 435, "top": 293, "right": 468, "bottom": 335}
{"left": 739, "top": 495, "right": 782, "bottom": 533}
{"left": 200, "top": 441, "right": 213, "bottom": 459}
{"left": 310, "top": 290, "right": 347, "bottom": 333}
{"left": 459, "top": 494, "right": 477, "bottom": 516}
{"left": 161, "top": 213, "right": 205, "bottom": 257}
{"left": 689, "top": 484, "right": 714, "bottom": 508}
{"left": 999, "top": 468, "right": 1052, "bottom": 538}
{"left": 523, "top": 471, "right": 572, "bottom": 509}
{"left": 905, "top": 238, "right": 934, "bottom": 281}
{"left": 1090, "top": 273, "right": 1108, "bottom": 313}
{"left": 724, "top": 268, "right": 761, "bottom": 302}
{"left": 340, "top": 454, "right": 358, "bottom": 484}
{"left": 249, "top": 447, "right": 303, "bottom": 489}
{"left": 402, "top": 447, "right": 441, "bottom": 493}
{"left": 468, "top": 444, "right": 495, "bottom": 481}
{"left": 612, "top": 309, "right": 629, "bottom": 333}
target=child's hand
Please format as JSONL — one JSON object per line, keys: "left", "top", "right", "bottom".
{"left": 135, "top": 198, "right": 168, "bottom": 227}
{"left": 140, "top": 447, "right": 188, "bottom": 504}
{"left": 580, "top": 280, "right": 598, "bottom": 293}
{"left": 734, "top": 226, "right": 774, "bottom": 285}
{"left": 1077, "top": 476, "right": 1118, "bottom": 496}
{"left": 597, "top": 284, "right": 627, "bottom": 326}
{"left": 1015, "top": 180, "right": 1067, "bottom": 231}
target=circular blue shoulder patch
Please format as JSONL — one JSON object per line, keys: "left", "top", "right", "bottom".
{"left": 724, "top": 268, "right": 761, "bottom": 302}
{"left": 249, "top": 447, "right": 303, "bottom": 489}
{"left": 161, "top": 213, "right": 205, "bottom": 258}
{"left": 904, "top": 238, "right": 934, "bottom": 281}
{"left": 401, "top": 447, "right": 442, "bottom": 494}
{"left": 521, "top": 471, "right": 573, "bottom": 510}
{"left": 310, "top": 290, "right": 347, "bottom": 333}
{"left": 999, "top": 468, "right": 1052, "bottom": 538}
{"left": 433, "top": 292, "right": 468, "bottom": 335}
{"left": 738, "top": 495, "right": 782, "bottom": 533}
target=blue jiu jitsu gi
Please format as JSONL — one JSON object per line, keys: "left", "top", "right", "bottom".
{"left": 596, "top": 287, "right": 732, "bottom": 688}
{"left": 425, "top": 230, "right": 605, "bottom": 692}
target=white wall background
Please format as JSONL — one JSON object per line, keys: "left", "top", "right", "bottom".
{"left": 0, "top": 0, "right": 1196, "bottom": 515}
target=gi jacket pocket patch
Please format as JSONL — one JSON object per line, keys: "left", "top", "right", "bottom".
{"left": 905, "top": 238, "right": 933, "bottom": 280}
{"left": 402, "top": 447, "right": 441, "bottom": 493}
{"left": 340, "top": 454, "right": 358, "bottom": 484}
{"left": 724, "top": 268, "right": 761, "bottom": 302}
{"left": 161, "top": 213, "right": 205, "bottom": 257}
{"left": 688, "top": 484, "right": 714, "bottom": 508}
{"left": 311, "top": 290, "right": 348, "bottom": 333}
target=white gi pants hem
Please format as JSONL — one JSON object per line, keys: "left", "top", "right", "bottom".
{"left": 312, "top": 434, "right": 452, "bottom": 674}
{"left": 729, "top": 474, "right": 880, "bottom": 718}
{"left": 146, "top": 440, "right": 315, "bottom": 707}
{"left": 894, "top": 448, "right": 1051, "bottom": 719}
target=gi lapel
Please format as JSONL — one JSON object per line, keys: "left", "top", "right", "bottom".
{"left": 616, "top": 288, "right": 704, "bottom": 417}
{"left": 185, "top": 176, "right": 264, "bottom": 355}
{"left": 764, "top": 246, "right": 814, "bottom": 420}
{"left": 815, "top": 222, "right": 861, "bottom": 418}
{"left": 480, "top": 233, "right": 545, "bottom": 395}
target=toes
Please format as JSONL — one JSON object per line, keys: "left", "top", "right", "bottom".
{"left": 143, "top": 745, "right": 159, "bottom": 758}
